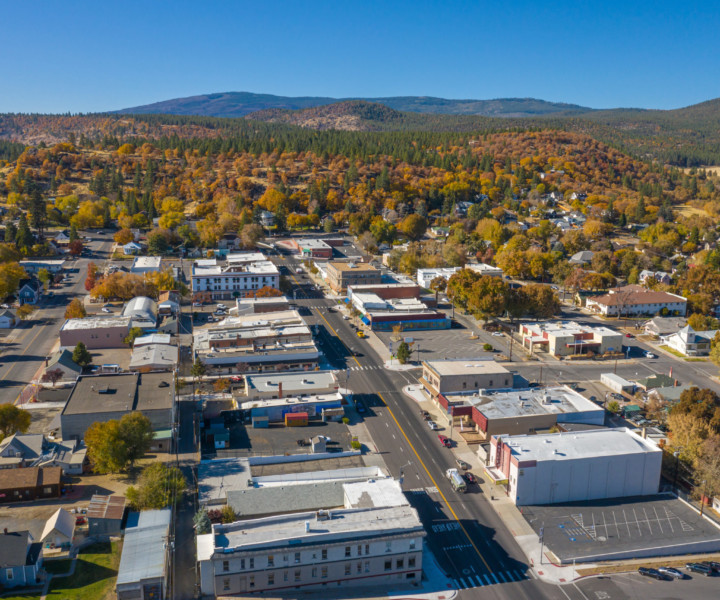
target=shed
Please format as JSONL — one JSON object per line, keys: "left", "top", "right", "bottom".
{"left": 285, "top": 412, "right": 308, "bottom": 427}
{"left": 41, "top": 508, "right": 75, "bottom": 548}
{"left": 623, "top": 404, "right": 642, "bottom": 417}
{"left": 311, "top": 435, "right": 327, "bottom": 453}
{"left": 87, "top": 495, "right": 126, "bottom": 536}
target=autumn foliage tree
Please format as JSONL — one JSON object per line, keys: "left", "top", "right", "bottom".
{"left": 64, "top": 298, "right": 86, "bottom": 319}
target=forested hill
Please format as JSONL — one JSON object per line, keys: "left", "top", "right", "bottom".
{"left": 117, "top": 92, "right": 591, "bottom": 119}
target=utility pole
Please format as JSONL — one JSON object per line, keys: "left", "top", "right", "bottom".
{"left": 508, "top": 331, "right": 514, "bottom": 362}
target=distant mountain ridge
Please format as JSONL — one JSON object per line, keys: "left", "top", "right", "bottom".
{"left": 116, "top": 91, "right": 593, "bottom": 119}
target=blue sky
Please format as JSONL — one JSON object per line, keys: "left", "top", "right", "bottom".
{"left": 2, "top": 0, "right": 718, "bottom": 113}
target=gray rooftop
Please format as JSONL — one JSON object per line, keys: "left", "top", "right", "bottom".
{"left": 198, "top": 458, "right": 251, "bottom": 504}
{"left": 245, "top": 371, "right": 338, "bottom": 395}
{"left": 228, "top": 482, "right": 346, "bottom": 518}
{"left": 212, "top": 505, "right": 424, "bottom": 554}
{"left": 129, "top": 344, "right": 178, "bottom": 370}
{"left": 458, "top": 386, "right": 601, "bottom": 420}
{"left": 62, "top": 372, "right": 173, "bottom": 416}
{"left": 116, "top": 509, "right": 170, "bottom": 587}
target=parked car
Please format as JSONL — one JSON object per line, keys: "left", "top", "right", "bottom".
{"left": 230, "top": 376, "right": 243, "bottom": 383}
{"left": 207, "top": 315, "right": 215, "bottom": 322}
{"left": 456, "top": 459, "right": 470, "bottom": 470}
{"left": 638, "top": 567, "right": 664, "bottom": 580}
{"left": 428, "top": 421, "right": 439, "bottom": 430}
{"left": 192, "top": 302, "right": 203, "bottom": 307}
{"left": 438, "top": 434, "right": 451, "bottom": 447}
{"left": 686, "top": 562, "right": 712, "bottom": 576}
{"left": 343, "top": 315, "right": 350, "bottom": 320}
{"left": 101, "top": 307, "right": 112, "bottom": 313}
{"left": 700, "top": 560, "right": 720, "bottom": 573}
{"left": 355, "top": 400, "right": 366, "bottom": 413}
{"left": 645, "top": 351, "right": 656, "bottom": 358}
{"left": 213, "top": 309, "right": 226, "bottom": 315}
{"left": 420, "top": 410, "right": 430, "bottom": 419}
{"left": 492, "top": 332, "right": 504, "bottom": 337}
{"left": 625, "top": 333, "right": 633, "bottom": 338}
{"left": 464, "top": 472, "right": 476, "bottom": 484}
{"left": 657, "top": 567, "right": 683, "bottom": 579}
{"left": 216, "top": 303, "right": 227, "bottom": 309}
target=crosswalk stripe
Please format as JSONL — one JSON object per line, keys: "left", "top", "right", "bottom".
{"left": 491, "top": 573, "right": 499, "bottom": 584}
{"left": 505, "top": 570, "right": 514, "bottom": 581}
{"left": 497, "top": 572, "right": 507, "bottom": 583}
{"left": 474, "top": 575, "right": 484, "bottom": 586}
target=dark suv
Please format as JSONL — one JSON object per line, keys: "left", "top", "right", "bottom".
{"left": 638, "top": 567, "right": 664, "bottom": 580}
{"left": 686, "top": 562, "right": 712, "bottom": 576}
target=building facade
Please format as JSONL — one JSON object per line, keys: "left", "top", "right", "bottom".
{"left": 586, "top": 285, "right": 687, "bottom": 317}
{"left": 192, "top": 260, "right": 280, "bottom": 302}
{"left": 420, "top": 359, "right": 512, "bottom": 399}
{"left": 519, "top": 321, "right": 623, "bottom": 357}
{"left": 60, "top": 316, "right": 131, "bottom": 349}
{"left": 488, "top": 428, "right": 662, "bottom": 506}
{"left": 326, "top": 262, "right": 382, "bottom": 294}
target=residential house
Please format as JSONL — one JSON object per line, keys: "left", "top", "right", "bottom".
{"left": 639, "top": 270, "right": 672, "bottom": 286}
{"left": 586, "top": 285, "right": 687, "bottom": 317}
{"left": 664, "top": 325, "right": 718, "bottom": 356}
{"left": 45, "top": 349, "right": 83, "bottom": 381}
{"left": 0, "top": 309, "right": 17, "bottom": 328}
{"left": 259, "top": 210, "right": 275, "bottom": 227}
{"left": 40, "top": 508, "right": 75, "bottom": 549}
{"left": 569, "top": 251, "right": 594, "bottom": 265}
{"left": 643, "top": 316, "right": 687, "bottom": 338}
{"left": 122, "top": 242, "right": 143, "bottom": 255}
{"left": 0, "top": 530, "right": 42, "bottom": 588}
{"left": 0, "top": 467, "right": 62, "bottom": 503}
{"left": 17, "top": 278, "right": 41, "bottom": 305}
{"left": 0, "top": 434, "right": 45, "bottom": 469}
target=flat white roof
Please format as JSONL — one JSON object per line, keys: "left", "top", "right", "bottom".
{"left": 498, "top": 427, "right": 661, "bottom": 462}
{"left": 246, "top": 371, "right": 338, "bottom": 392}
{"left": 212, "top": 505, "right": 423, "bottom": 552}
{"left": 240, "top": 392, "right": 343, "bottom": 411}
{"left": 226, "top": 252, "right": 266, "bottom": 263}
{"left": 61, "top": 316, "right": 131, "bottom": 330}
{"left": 425, "top": 359, "right": 509, "bottom": 377}
{"left": 131, "top": 256, "right": 162, "bottom": 269}
{"left": 298, "top": 239, "right": 331, "bottom": 249}
{"left": 459, "top": 386, "right": 601, "bottom": 419}
{"left": 343, "top": 478, "right": 408, "bottom": 509}
{"left": 522, "top": 320, "right": 619, "bottom": 337}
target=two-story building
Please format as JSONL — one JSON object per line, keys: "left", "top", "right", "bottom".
{"left": 326, "top": 262, "right": 381, "bottom": 294}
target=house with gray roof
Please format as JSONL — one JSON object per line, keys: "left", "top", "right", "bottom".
{"left": 45, "top": 349, "right": 83, "bottom": 381}
{"left": 0, "top": 309, "right": 17, "bottom": 328}
{"left": 0, "top": 530, "right": 42, "bottom": 588}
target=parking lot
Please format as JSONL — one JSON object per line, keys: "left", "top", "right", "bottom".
{"left": 522, "top": 495, "right": 720, "bottom": 563}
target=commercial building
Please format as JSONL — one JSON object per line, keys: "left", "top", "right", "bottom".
{"left": 197, "top": 341, "right": 320, "bottom": 375}
{"left": 600, "top": 373, "right": 635, "bottom": 394}
{"left": 519, "top": 321, "right": 623, "bottom": 357}
{"left": 465, "top": 263, "right": 503, "bottom": 278}
{"left": 350, "top": 292, "right": 450, "bottom": 332}
{"left": 444, "top": 386, "right": 604, "bottom": 440}
{"left": 129, "top": 344, "right": 178, "bottom": 372}
{"left": 231, "top": 296, "right": 291, "bottom": 315}
{"left": 0, "top": 466, "right": 62, "bottom": 503}
{"left": 19, "top": 259, "right": 65, "bottom": 274}
{"left": 157, "top": 291, "right": 180, "bottom": 315}
{"left": 586, "top": 285, "right": 687, "bottom": 317}
{"left": 326, "top": 261, "right": 381, "bottom": 293}
{"left": 420, "top": 359, "right": 512, "bottom": 400}
{"left": 59, "top": 372, "right": 175, "bottom": 442}
{"left": 240, "top": 392, "right": 344, "bottom": 423}
{"left": 347, "top": 283, "right": 421, "bottom": 301}
{"left": 488, "top": 428, "right": 662, "bottom": 506}
{"left": 133, "top": 333, "right": 172, "bottom": 348}
{"left": 244, "top": 371, "right": 339, "bottom": 401}
{"left": 416, "top": 267, "right": 461, "bottom": 288}
{"left": 663, "top": 325, "right": 718, "bottom": 356}
{"left": 292, "top": 238, "right": 333, "bottom": 259}
{"left": 122, "top": 296, "right": 158, "bottom": 330}
{"left": 191, "top": 254, "right": 280, "bottom": 302}
{"left": 197, "top": 479, "right": 424, "bottom": 596}
{"left": 116, "top": 509, "right": 171, "bottom": 600}
{"left": 60, "top": 316, "right": 132, "bottom": 349}
{"left": 129, "top": 256, "right": 162, "bottom": 274}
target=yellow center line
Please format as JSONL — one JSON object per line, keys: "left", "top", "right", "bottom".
{"left": 303, "top": 281, "right": 492, "bottom": 572}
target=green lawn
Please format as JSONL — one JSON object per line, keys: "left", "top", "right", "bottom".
{"left": 45, "top": 541, "right": 121, "bottom": 600}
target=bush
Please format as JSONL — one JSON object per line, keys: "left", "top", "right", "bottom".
{"left": 341, "top": 417, "right": 350, "bottom": 425}
{"left": 351, "top": 440, "right": 362, "bottom": 450}
{"left": 607, "top": 400, "right": 620, "bottom": 414}
{"left": 483, "top": 343, "right": 493, "bottom": 351}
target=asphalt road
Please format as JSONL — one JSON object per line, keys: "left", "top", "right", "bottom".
{"left": 0, "top": 233, "right": 114, "bottom": 405}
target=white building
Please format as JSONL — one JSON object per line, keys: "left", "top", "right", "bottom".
{"left": 130, "top": 256, "right": 162, "bottom": 274}
{"left": 465, "top": 263, "right": 503, "bottom": 278}
{"left": 519, "top": 321, "right": 623, "bottom": 357}
{"left": 122, "top": 296, "right": 158, "bottom": 330}
{"left": 586, "top": 285, "right": 687, "bottom": 317}
{"left": 191, "top": 258, "right": 280, "bottom": 302}
{"left": 197, "top": 479, "right": 424, "bottom": 596}
{"left": 416, "top": 267, "right": 462, "bottom": 288}
{"left": 663, "top": 325, "right": 718, "bottom": 356}
{"left": 487, "top": 428, "right": 662, "bottom": 506}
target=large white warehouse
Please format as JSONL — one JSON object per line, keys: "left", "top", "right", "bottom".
{"left": 488, "top": 428, "right": 662, "bottom": 506}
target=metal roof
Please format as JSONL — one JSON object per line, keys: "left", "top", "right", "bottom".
{"left": 116, "top": 509, "right": 170, "bottom": 586}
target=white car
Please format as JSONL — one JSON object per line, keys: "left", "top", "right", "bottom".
{"left": 343, "top": 315, "right": 350, "bottom": 320}
{"left": 645, "top": 351, "right": 656, "bottom": 358}
{"left": 216, "top": 304, "right": 227, "bottom": 309}
{"left": 491, "top": 332, "right": 504, "bottom": 337}
{"left": 101, "top": 307, "right": 112, "bottom": 313}
{"left": 192, "top": 302, "right": 203, "bottom": 307}
{"left": 428, "top": 421, "right": 439, "bottom": 430}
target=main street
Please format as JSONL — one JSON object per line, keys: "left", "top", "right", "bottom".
{"left": 283, "top": 265, "right": 569, "bottom": 600}
{"left": 0, "top": 233, "right": 114, "bottom": 405}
